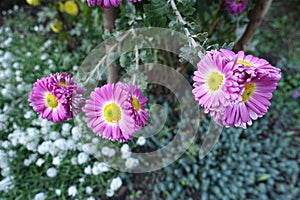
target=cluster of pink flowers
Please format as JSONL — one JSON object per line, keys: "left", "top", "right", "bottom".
{"left": 82, "top": 82, "right": 149, "bottom": 142}
{"left": 192, "top": 49, "right": 281, "bottom": 128}
{"left": 29, "top": 74, "right": 149, "bottom": 142}
{"left": 29, "top": 72, "right": 86, "bottom": 123}
{"left": 87, "top": 0, "right": 141, "bottom": 9}
{"left": 224, "top": 0, "right": 248, "bottom": 15}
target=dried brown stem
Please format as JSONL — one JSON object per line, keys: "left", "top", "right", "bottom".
{"left": 233, "top": 0, "right": 273, "bottom": 52}
{"left": 103, "top": 7, "right": 119, "bottom": 83}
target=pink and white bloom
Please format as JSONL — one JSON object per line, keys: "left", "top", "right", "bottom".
{"left": 224, "top": 70, "right": 280, "bottom": 128}
{"left": 29, "top": 72, "right": 86, "bottom": 122}
{"left": 210, "top": 49, "right": 281, "bottom": 128}
{"left": 193, "top": 49, "right": 281, "bottom": 128}
{"left": 221, "top": 50, "right": 281, "bottom": 128}
{"left": 83, "top": 83, "right": 138, "bottom": 142}
{"left": 29, "top": 77, "right": 70, "bottom": 122}
{"left": 123, "top": 83, "right": 149, "bottom": 127}
{"left": 192, "top": 50, "right": 243, "bottom": 113}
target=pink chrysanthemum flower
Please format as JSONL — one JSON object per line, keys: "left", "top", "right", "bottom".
{"left": 87, "top": 0, "right": 122, "bottom": 8}
{"left": 83, "top": 83, "right": 138, "bottom": 142}
{"left": 224, "top": 70, "right": 280, "bottom": 128}
{"left": 29, "top": 73, "right": 86, "bottom": 122}
{"left": 192, "top": 50, "right": 243, "bottom": 113}
{"left": 220, "top": 49, "right": 281, "bottom": 83}
{"left": 124, "top": 83, "right": 149, "bottom": 127}
{"left": 87, "top": 0, "right": 141, "bottom": 8}
{"left": 216, "top": 49, "right": 281, "bottom": 128}
{"left": 29, "top": 77, "right": 70, "bottom": 122}
{"left": 50, "top": 72, "right": 86, "bottom": 115}
{"left": 224, "top": 0, "right": 247, "bottom": 15}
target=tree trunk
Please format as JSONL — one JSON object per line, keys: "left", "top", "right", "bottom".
{"left": 103, "top": 7, "right": 119, "bottom": 83}
{"left": 233, "top": 0, "right": 273, "bottom": 52}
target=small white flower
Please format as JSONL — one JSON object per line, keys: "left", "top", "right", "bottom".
{"left": 85, "top": 186, "right": 93, "bottom": 194}
{"left": 106, "top": 189, "right": 114, "bottom": 197}
{"left": 52, "top": 156, "right": 61, "bottom": 166}
{"left": 23, "top": 159, "right": 31, "bottom": 166}
{"left": 91, "top": 137, "right": 100, "bottom": 144}
{"left": 121, "top": 144, "right": 131, "bottom": 159}
{"left": 136, "top": 136, "right": 146, "bottom": 146}
{"left": 86, "top": 197, "right": 95, "bottom": 200}
{"left": 79, "top": 177, "right": 85, "bottom": 183}
{"left": 97, "top": 162, "right": 109, "bottom": 173}
{"left": 110, "top": 177, "right": 122, "bottom": 191}
{"left": 26, "top": 141, "right": 38, "bottom": 152}
{"left": 82, "top": 143, "right": 97, "bottom": 155}
{"left": 122, "top": 151, "right": 132, "bottom": 159}
{"left": 38, "top": 141, "right": 53, "bottom": 155}
{"left": 34, "top": 192, "right": 47, "bottom": 200}
{"left": 125, "top": 157, "right": 139, "bottom": 169}
{"left": 24, "top": 111, "right": 32, "bottom": 119}
{"left": 40, "top": 53, "right": 48, "bottom": 61}
{"left": 71, "top": 156, "right": 77, "bottom": 165}
{"left": 1, "top": 167, "right": 10, "bottom": 177}
{"left": 84, "top": 165, "right": 92, "bottom": 175}
{"left": 121, "top": 144, "right": 130, "bottom": 153}
{"left": 46, "top": 167, "right": 57, "bottom": 178}
{"left": 54, "top": 138, "right": 67, "bottom": 150}
{"left": 34, "top": 65, "right": 40, "bottom": 70}
{"left": 66, "top": 139, "right": 76, "bottom": 151}
{"left": 36, "top": 158, "right": 45, "bottom": 167}
{"left": 68, "top": 185, "right": 77, "bottom": 197}
{"left": 49, "top": 131, "right": 60, "bottom": 140}
{"left": 62, "top": 123, "right": 72, "bottom": 136}
{"left": 92, "top": 165, "right": 100, "bottom": 175}
{"left": 71, "top": 126, "right": 81, "bottom": 141}
{"left": 0, "top": 176, "right": 14, "bottom": 192}
{"left": 77, "top": 152, "right": 89, "bottom": 165}
{"left": 101, "top": 146, "right": 116, "bottom": 157}
{"left": 55, "top": 189, "right": 61, "bottom": 196}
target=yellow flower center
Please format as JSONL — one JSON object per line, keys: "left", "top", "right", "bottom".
{"left": 237, "top": 59, "right": 251, "bottom": 67}
{"left": 235, "top": 0, "right": 242, "bottom": 5}
{"left": 45, "top": 92, "right": 59, "bottom": 109}
{"left": 103, "top": 103, "right": 122, "bottom": 123}
{"left": 207, "top": 72, "right": 224, "bottom": 91}
{"left": 60, "top": 81, "right": 67, "bottom": 88}
{"left": 242, "top": 83, "right": 256, "bottom": 103}
{"left": 132, "top": 97, "right": 141, "bottom": 112}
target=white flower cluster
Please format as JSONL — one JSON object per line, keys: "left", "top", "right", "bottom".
{"left": 0, "top": 32, "right": 146, "bottom": 198}
{"left": 106, "top": 177, "right": 123, "bottom": 197}
{"left": 121, "top": 144, "right": 139, "bottom": 169}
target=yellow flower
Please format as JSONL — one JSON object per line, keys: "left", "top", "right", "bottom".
{"left": 50, "top": 19, "right": 62, "bottom": 33}
{"left": 26, "top": 0, "right": 40, "bottom": 6}
{"left": 64, "top": 1, "right": 79, "bottom": 16}
{"left": 57, "top": 2, "right": 64, "bottom": 12}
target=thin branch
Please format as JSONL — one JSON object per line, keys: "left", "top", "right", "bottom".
{"left": 169, "top": 0, "right": 198, "bottom": 48}
{"left": 233, "top": 0, "right": 273, "bottom": 52}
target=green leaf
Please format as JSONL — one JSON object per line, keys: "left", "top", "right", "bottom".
{"left": 256, "top": 174, "right": 271, "bottom": 182}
